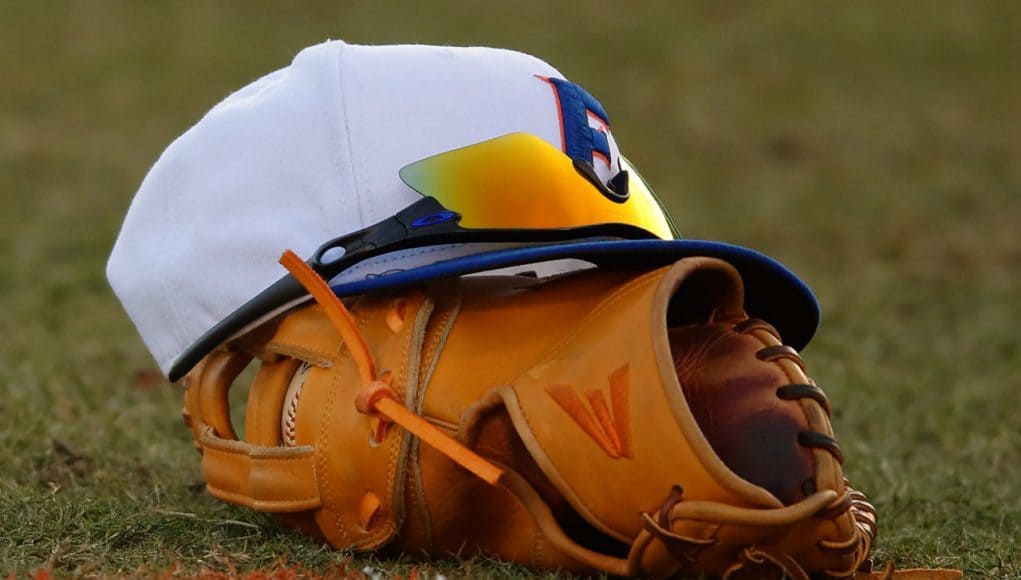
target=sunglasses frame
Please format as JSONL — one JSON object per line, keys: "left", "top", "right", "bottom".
{"left": 168, "top": 195, "right": 659, "bottom": 381}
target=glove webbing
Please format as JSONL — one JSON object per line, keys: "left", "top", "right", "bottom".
{"left": 279, "top": 250, "right": 503, "bottom": 485}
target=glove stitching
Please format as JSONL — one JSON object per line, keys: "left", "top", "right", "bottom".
{"left": 407, "top": 439, "right": 430, "bottom": 549}
{"left": 384, "top": 302, "right": 404, "bottom": 538}
{"left": 319, "top": 347, "right": 349, "bottom": 545}
{"left": 284, "top": 385, "right": 301, "bottom": 448}
{"left": 533, "top": 524, "right": 545, "bottom": 568}
{"left": 357, "top": 303, "right": 419, "bottom": 548}
{"left": 205, "top": 448, "right": 316, "bottom": 462}
{"left": 358, "top": 305, "right": 398, "bottom": 546}
{"left": 208, "top": 488, "right": 319, "bottom": 507}
{"left": 536, "top": 271, "right": 660, "bottom": 367}
{"left": 268, "top": 343, "right": 334, "bottom": 367}
{"left": 388, "top": 297, "right": 421, "bottom": 540}
{"left": 512, "top": 272, "right": 661, "bottom": 539}
{"left": 412, "top": 296, "right": 460, "bottom": 551}
{"left": 283, "top": 361, "right": 314, "bottom": 447}
{"left": 418, "top": 299, "right": 461, "bottom": 412}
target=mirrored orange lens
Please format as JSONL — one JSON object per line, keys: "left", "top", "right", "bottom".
{"left": 399, "top": 133, "right": 676, "bottom": 240}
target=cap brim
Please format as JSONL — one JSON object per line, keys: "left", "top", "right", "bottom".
{"left": 329, "top": 239, "right": 819, "bottom": 351}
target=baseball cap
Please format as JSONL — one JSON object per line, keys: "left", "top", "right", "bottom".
{"left": 107, "top": 40, "right": 820, "bottom": 380}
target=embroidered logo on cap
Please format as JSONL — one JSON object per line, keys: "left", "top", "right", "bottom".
{"left": 537, "top": 75, "right": 614, "bottom": 171}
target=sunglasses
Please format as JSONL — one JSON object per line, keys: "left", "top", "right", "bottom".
{"left": 168, "top": 133, "right": 677, "bottom": 381}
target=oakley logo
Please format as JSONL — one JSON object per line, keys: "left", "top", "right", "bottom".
{"left": 537, "top": 76, "right": 613, "bottom": 170}
{"left": 545, "top": 364, "right": 633, "bottom": 459}
{"left": 409, "top": 210, "right": 458, "bottom": 228}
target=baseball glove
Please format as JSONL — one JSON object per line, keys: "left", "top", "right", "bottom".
{"left": 180, "top": 251, "right": 895, "bottom": 578}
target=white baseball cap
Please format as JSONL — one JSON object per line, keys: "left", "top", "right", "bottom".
{"left": 108, "top": 40, "right": 819, "bottom": 380}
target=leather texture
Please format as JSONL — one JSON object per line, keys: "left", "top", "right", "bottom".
{"left": 182, "top": 257, "right": 888, "bottom": 577}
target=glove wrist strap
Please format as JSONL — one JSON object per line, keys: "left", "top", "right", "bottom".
{"left": 182, "top": 348, "right": 322, "bottom": 512}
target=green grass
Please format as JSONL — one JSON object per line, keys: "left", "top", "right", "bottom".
{"left": 1, "top": 2, "right": 1018, "bottom": 577}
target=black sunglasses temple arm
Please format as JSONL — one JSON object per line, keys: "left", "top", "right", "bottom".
{"left": 168, "top": 197, "right": 656, "bottom": 381}
{"left": 168, "top": 199, "right": 456, "bottom": 380}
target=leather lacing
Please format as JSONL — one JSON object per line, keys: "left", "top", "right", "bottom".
{"left": 776, "top": 383, "right": 831, "bottom": 414}
{"left": 738, "top": 319, "right": 845, "bottom": 469}
{"left": 733, "top": 319, "right": 879, "bottom": 578}
{"left": 279, "top": 250, "right": 503, "bottom": 485}
{"left": 649, "top": 480, "right": 883, "bottom": 580}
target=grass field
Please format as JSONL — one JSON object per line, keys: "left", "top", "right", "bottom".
{"left": 1, "top": 2, "right": 1018, "bottom": 577}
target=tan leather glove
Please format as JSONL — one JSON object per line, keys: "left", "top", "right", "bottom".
{"left": 181, "top": 254, "right": 934, "bottom": 578}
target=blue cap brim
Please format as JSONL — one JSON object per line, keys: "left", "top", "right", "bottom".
{"left": 330, "top": 239, "right": 819, "bottom": 351}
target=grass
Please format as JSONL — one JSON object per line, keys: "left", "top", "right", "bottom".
{"left": 1, "top": 1, "right": 1018, "bottom": 577}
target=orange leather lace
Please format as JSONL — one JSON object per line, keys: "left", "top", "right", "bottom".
{"left": 279, "top": 250, "right": 503, "bottom": 485}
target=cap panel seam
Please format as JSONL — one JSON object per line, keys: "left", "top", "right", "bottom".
{"left": 160, "top": 158, "right": 192, "bottom": 370}
{"left": 333, "top": 44, "right": 367, "bottom": 230}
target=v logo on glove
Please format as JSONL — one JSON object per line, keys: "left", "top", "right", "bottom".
{"left": 546, "top": 364, "right": 633, "bottom": 459}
